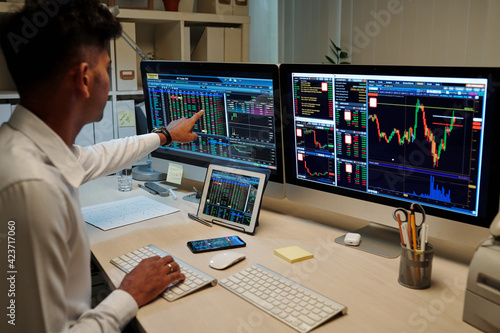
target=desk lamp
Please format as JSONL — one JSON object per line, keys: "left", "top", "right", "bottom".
{"left": 109, "top": 5, "right": 166, "bottom": 181}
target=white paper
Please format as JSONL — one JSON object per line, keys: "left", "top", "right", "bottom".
{"left": 82, "top": 196, "right": 179, "bottom": 230}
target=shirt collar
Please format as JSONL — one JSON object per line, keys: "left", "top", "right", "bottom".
{"left": 9, "top": 105, "right": 86, "bottom": 188}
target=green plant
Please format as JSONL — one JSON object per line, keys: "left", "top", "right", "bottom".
{"left": 325, "top": 40, "right": 350, "bottom": 64}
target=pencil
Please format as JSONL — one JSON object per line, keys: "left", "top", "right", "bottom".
{"left": 410, "top": 212, "right": 417, "bottom": 251}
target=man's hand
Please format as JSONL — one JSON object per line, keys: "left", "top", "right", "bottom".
{"left": 118, "top": 255, "right": 185, "bottom": 307}
{"left": 167, "top": 110, "right": 205, "bottom": 143}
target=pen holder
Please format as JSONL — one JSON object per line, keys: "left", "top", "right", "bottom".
{"left": 398, "top": 243, "right": 434, "bottom": 289}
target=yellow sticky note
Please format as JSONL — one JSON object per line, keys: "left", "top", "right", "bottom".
{"left": 118, "top": 110, "right": 135, "bottom": 127}
{"left": 274, "top": 246, "right": 313, "bottom": 263}
{"left": 166, "top": 163, "right": 183, "bottom": 185}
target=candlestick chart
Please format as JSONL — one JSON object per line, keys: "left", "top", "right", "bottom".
{"left": 296, "top": 152, "right": 336, "bottom": 184}
{"left": 368, "top": 96, "right": 474, "bottom": 175}
{"left": 296, "top": 125, "right": 335, "bottom": 153}
{"left": 367, "top": 94, "right": 480, "bottom": 207}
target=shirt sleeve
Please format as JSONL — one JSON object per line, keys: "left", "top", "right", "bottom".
{"left": 0, "top": 180, "right": 138, "bottom": 333}
{"left": 70, "top": 290, "right": 138, "bottom": 333}
{"left": 72, "top": 134, "right": 160, "bottom": 184}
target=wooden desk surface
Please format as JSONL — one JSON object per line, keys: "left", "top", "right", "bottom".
{"left": 80, "top": 176, "right": 479, "bottom": 333}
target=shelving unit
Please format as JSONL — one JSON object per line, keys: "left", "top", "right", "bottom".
{"left": 0, "top": 5, "right": 250, "bottom": 143}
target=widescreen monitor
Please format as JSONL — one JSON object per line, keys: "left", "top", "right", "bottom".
{"left": 141, "top": 61, "right": 284, "bottom": 199}
{"left": 280, "top": 64, "right": 500, "bottom": 256}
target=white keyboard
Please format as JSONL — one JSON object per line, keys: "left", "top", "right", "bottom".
{"left": 219, "top": 264, "right": 347, "bottom": 333}
{"left": 110, "top": 244, "right": 217, "bottom": 301}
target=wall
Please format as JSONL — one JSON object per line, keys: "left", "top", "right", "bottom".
{"left": 249, "top": 0, "right": 279, "bottom": 63}
{"left": 262, "top": 0, "right": 500, "bottom": 66}
{"left": 342, "top": 0, "right": 500, "bottom": 66}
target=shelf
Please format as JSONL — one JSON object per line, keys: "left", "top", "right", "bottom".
{"left": 0, "top": 5, "right": 250, "bottom": 24}
{"left": 0, "top": 91, "right": 19, "bottom": 99}
{"left": 117, "top": 8, "right": 250, "bottom": 25}
{"left": 112, "top": 90, "right": 144, "bottom": 96}
{"left": 0, "top": 3, "right": 22, "bottom": 13}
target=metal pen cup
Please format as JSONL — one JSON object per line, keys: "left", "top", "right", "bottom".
{"left": 398, "top": 243, "right": 434, "bottom": 289}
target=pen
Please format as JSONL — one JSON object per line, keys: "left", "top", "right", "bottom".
{"left": 396, "top": 213, "right": 405, "bottom": 247}
{"left": 168, "top": 188, "right": 177, "bottom": 200}
{"left": 138, "top": 183, "right": 158, "bottom": 195}
{"left": 401, "top": 223, "right": 411, "bottom": 249}
{"left": 188, "top": 213, "right": 212, "bottom": 227}
{"left": 419, "top": 224, "right": 429, "bottom": 251}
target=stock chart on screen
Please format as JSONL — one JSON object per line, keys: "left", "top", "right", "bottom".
{"left": 289, "top": 71, "right": 488, "bottom": 216}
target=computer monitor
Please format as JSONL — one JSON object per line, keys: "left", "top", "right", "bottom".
{"left": 280, "top": 64, "right": 500, "bottom": 257}
{"left": 141, "top": 61, "right": 284, "bottom": 199}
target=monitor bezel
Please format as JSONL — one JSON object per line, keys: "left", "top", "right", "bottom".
{"left": 140, "top": 60, "right": 284, "bottom": 185}
{"left": 280, "top": 63, "right": 500, "bottom": 228}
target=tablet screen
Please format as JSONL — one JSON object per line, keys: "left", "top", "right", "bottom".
{"left": 197, "top": 165, "right": 266, "bottom": 234}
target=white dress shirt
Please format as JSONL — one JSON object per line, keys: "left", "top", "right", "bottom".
{"left": 0, "top": 106, "right": 161, "bottom": 332}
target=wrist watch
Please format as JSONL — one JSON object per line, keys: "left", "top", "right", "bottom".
{"left": 152, "top": 127, "right": 172, "bottom": 146}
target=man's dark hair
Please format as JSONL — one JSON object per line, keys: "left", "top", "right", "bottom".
{"left": 0, "top": 0, "right": 122, "bottom": 96}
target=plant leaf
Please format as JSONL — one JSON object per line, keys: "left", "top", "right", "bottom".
{"left": 325, "top": 55, "right": 336, "bottom": 64}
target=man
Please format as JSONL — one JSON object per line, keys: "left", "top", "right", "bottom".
{"left": 0, "top": 1, "right": 203, "bottom": 332}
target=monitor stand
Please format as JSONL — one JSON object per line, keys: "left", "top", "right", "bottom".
{"left": 132, "top": 156, "right": 166, "bottom": 181}
{"left": 335, "top": 222, "right": 402, "bottom": 258}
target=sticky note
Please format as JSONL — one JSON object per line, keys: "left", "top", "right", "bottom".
{"left": 274, "top": 246, "right": 313, "bottom": 263}
{"left": 118, "top": 110, "right": 135, "bottom": 127}
{"left": 166, "top": 163, "right": 183, "bottom": 184}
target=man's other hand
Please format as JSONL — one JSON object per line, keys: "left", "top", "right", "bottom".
{"left": 118, "top": 255, "right": 185, "bottom": 307}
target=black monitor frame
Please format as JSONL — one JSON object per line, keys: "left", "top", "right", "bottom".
{"left": 280, "top": 64, "right": 500, "bottom": 229}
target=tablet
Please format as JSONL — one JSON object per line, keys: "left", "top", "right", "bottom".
{"left": 197, "top": 164, "right": 267, "bottom": 234}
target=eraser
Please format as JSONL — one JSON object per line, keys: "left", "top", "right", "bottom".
{"left": 274, "top": 246, "right": 314, "bottom": 263}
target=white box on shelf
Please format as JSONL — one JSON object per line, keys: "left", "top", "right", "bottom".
{"left": 196, "top": 0, "right": 232, "bottom": 15}
{"left": 224, "top": 27, "right": 241, "bottom": 62}
{"left": 184, "top": 26, "right": 191, "bottom": 61}
{"left": 232, "top": 0, "right": 248, "bottom": 16}
{"left": 179, "top": 0, "right": 195, "bottom": 12}
{"left": 115, "top": 22, "right": 138, "bottom": 91}
{"left": 191, "top": 27, "right": 224, "bottom": 62}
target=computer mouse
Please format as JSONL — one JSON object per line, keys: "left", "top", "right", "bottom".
{"left": 209, "top": 251, "right": 246, "bottom": 270}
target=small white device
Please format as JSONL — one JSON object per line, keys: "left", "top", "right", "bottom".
{"left": 463, "top": 209, "right": 500, "bottom": 331}
{"left": 209, "top": 251, "right": 246, "bottom": 270}
{"left": 344, "top": 233, "right": 361, "bottom": 246}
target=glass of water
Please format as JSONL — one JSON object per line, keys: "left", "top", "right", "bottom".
{"left": 118, "top": 167, "right": 133, "bottom": 192}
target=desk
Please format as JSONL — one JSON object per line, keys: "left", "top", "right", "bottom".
{"left": 80, "top": 176, "right": 479, "bottom": 333}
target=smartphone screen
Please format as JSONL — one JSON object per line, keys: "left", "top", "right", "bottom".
{"left": 187, "top": 236, "right": 246, "bottom": 253}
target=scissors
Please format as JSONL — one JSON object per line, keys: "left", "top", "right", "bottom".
{"left": 393, "top": 203, "right": 427, "bottom": 250}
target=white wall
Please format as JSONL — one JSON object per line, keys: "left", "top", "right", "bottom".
{"left": 278, "top": 0, "right": 341, "bottom": 63}
{"left": 251, "top": 0, "right": 500, "bottom": 66}
{"left": 342, "top": 0, "right": 500, "bottom": 66}
{"left": 249, "top": 0, "right": 279, "bottom": 63}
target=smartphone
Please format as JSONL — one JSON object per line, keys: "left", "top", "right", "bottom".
{"left": 187, "top": 236, "right": 246, "bottom": 253}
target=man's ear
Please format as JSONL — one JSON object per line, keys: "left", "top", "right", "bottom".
{"left": 73, "top": 62, "right": 91, "bottom": 98}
